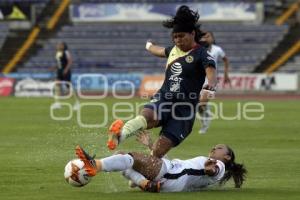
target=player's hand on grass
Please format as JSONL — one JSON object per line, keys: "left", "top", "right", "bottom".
{"left": 204, "top": 159, "right": 218, "bottom": 176}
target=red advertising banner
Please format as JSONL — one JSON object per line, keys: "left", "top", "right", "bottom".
{"left": 217, "top": 73, "right": 298, "bottom": 91}
{"left": 139, "top": 73, "right": 298, "bottom": 96}
{"left": 139, "top": 75, "right": 164, "bottom": 96}
{"left": 0, "top": 77, "right": 15, "bottom": 96}
{"left": 217, "top": 75, "right": 258, "bottom": 90}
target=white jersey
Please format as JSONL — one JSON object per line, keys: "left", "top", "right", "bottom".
{"left": 202, "top": 44, "right": 226, "bottom": 88}
{"left": 158, "top": 156, "right": 225, "bottom": 192}
{"left": 207, "top": 44, "right": 226, "bottom": 71}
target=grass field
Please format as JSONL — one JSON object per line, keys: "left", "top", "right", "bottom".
{"left": 0, "top": 97, "right": 299, "bottom": 200}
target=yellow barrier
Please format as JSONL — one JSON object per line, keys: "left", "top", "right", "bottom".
{"left": 3, "top": 27, "right": 40, "bottom": 74}
{"left": 2, "top": 0, "right": 70, "bottom": 73}
{"left": 47, "top": 0, "right": 70, "bottom": 30}
{"left": 276, "top": 1, "right": 300, "bottom": 25}
{"left": 265, "top": 40, "right": 300, "bottom": 73}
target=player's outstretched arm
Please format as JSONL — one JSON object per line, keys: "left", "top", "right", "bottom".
{"left": 205, "top": 66, "right": 217, "bottom": 89}
{"left": 202, "top": 66, "right": 217, "bottom": 99}
{"left": 222, "top": 56, "right": 231, "bottom": 84}
{"left": 145, "top": 40, "right": 166, "bottom": 58}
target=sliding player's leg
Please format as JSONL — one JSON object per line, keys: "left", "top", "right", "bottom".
{"left": 75, "top": 146, "right": 162, "bottom": 192}
{"left": 123, "top": 168, "right": 161, "bottom": 192}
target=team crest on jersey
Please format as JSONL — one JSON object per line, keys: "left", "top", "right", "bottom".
{"left": 185, "top": 55, "right": 194, "bottom": 63}
{"left": 150, "top": 98, "right": 159, "bottom": 103}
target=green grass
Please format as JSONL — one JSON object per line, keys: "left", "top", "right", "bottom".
{"left": 0, "top": 97, "right": 299, "bottom": 200}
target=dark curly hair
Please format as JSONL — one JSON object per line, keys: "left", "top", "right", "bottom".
{"left": 162, "top": 5, "right": 206, "bottom": 44}
{"left": 220, "top": 145, "right": 247, "bottom": 188}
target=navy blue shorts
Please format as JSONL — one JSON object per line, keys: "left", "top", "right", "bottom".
{"left": 144, "top": 96, "right": 196, "bottom": 146}
{"left": 57, "top": 69, "right": 71, "bottom": 82}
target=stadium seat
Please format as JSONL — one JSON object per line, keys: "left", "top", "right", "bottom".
{"left": 19, "top": 20, "right": 288, "bottom": 73}
{"left": 0, "top": 23, "right": 9, "bottom": 49}
{"left": 278, "top": 53, "right": 300, "bottom": 72}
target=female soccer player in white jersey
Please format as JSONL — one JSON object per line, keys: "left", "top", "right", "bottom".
{"left": 75, "top": 141, "right": 247, "bottom": 193}
{"left": 198, "top": 31, "right": 231, "bottom": 134}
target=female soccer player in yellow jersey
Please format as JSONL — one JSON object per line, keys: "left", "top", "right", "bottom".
{"left": 107, "top": 5, "right": 217, "bottom": 158}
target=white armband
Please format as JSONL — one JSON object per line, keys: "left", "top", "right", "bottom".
{"left": 145, "top": 41, "right": 153, "bottom": 50}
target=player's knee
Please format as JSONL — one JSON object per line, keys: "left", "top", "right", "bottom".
{"left": 141, "top": 110, "right": 158, "bottom": 128}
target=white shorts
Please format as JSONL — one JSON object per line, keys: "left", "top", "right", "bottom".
{"left": 154, "top": 158, "right": 188, "bottom": 192}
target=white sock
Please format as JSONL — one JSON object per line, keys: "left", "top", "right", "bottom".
{"left": 200, "top": 105, "right": 211, "bottom": 126}
{"left": 123, "top": 168, "right": 147, "bottom": 186}
{"left": 100, "top": 154, "right": 134, "bottom": 172}
{"left": 204, "top": 105, "right": 211, "bottom": 124}
{"left": 199, "top": 106, "right": 205, "bottom": 125}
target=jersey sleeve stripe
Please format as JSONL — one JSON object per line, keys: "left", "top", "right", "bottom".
{"left": 163, "top": 168, "right": 206, "bottom": 179}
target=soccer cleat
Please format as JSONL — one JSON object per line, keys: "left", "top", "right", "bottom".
{"left": 199, "top": 127, "right": 208, "bottom": 134}
{"left": 107, "top": 119, "right": 124, "bottom": 150}
{"left": 128, "top": 180, "right": 138, "bottom": 188}
{"left": 75, "top": 145, "right": 97, "bottom": 177}
{"left": 140, "top": 180, "right": 161, "bottom": 193}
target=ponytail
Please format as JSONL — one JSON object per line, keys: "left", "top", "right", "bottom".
{"left": 220, "top": 146, "right": 247, "bottom": 188}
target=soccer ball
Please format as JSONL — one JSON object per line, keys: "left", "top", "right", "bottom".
{"left": 64, "top": 159, "right": 92, "bottom": 187}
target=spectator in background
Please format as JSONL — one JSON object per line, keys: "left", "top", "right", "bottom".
{"left": 52, "top": 42, "right": 79, "bottom": 110}
{"left": 0, "top": 9, "right": 4, "bottom": 19}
